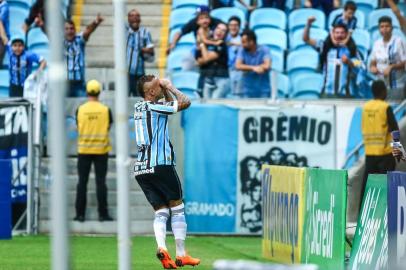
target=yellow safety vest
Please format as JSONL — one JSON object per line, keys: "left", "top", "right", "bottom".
{"left": 77, "top": 101, "right": 111, "bottom": 154}
{"left": 361, "top": 99, "right": 392, "bottom": 156}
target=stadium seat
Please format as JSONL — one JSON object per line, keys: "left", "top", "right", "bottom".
{"left": 169, "top": 30, "right": 196, "bottom": 49}
{"left": 351, "top": 29, "right": 370, "bottom": 59}
{"left": 249, "top": 8, "right": 286, "bottom": 31}
{"left": 210, "top": 8, "right": 246, "bottom": 28}
{"left": 286, "top": 49, "right": 319, "bottom": 76}
{"left": 0, "top": 69, "right": 9, "bottom": 98}
{"left": 27, "top": 27, "right": 49, "bottom": 50}
{"left": 8, "top": 0, "right": 31, "bottom": 10}
{"left": 255, "top": 28, "right": 287, "bottom": 53}
{"left": 291, "top": 72, "right": 323, "bottom": 99}
{"left": 368, "top": 9, "right": 401, "bottom": 32}
{"left": 31, "top": 47, "right": 50, "bottom": 62}
{"left": 172, "top": 0, "right": 208, "bottom": 10}
{"left": 169, "top": 7, "right": 196, "bottom": 30}
{"left": 354, "top": 0, "right": 378, "bottom": 23}
{"left": 270, "top": 50, "right": 284, "bottom": 73}
{"left": 327, "top": 8, "right": 365, "bottom": 30}
{"left": 9, "top": 6, "right": 29, "bottom": 35}
{"left": 274, "top": 72, "right": 290, "bottom": 98}
{"left": 288, "top": 8, "right": 325, "bottom": 33}
{"left": 167, "top": 48, "right": 193, "bottom": 72}
{"left": 171, "top": 71, "right": 199, "bottom": 90}
{"left": 290, "top": 28, "right": 328, "bottom": 51}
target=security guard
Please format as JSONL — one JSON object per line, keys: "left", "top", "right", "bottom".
{"left": 360, "top": 80, "right": 399, "bottom": 212}
{"left": 74, "top": 80, "right": 113, "bottom": 222}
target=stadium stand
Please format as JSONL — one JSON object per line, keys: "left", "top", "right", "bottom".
{"left": 353, "top": 0, "right": 378, "bottom": 21}
{"left": 8, "top": 0, "right": 31, "bottom": 10}
{"left": 169, "top": 7, "right": 196, "bottom": 30}
{"left": 169, "top": 31, "right": 195, "bottom": 49}
{"left": 0, "top": 69, "right": 9, "bottom": 98}
{"left": 352, "top": 29, "right": 370, "bottom": 59}
{"left": 171, "top": 70, "right": 200, "bottom": 99}
{"left": 368, "top": 8, "right": 401, "bottom": 32}
{"left": 210, "top": 7, "right": 246, "bottom": 29}
{"left": 270, "top": 50, "right": 284, "bottom": 73}
{"left": 172, "top": 0, "right": 208, "bottom": 10}
{"left": 327, "top": 8, "right": 366, "bottom": 30}
{"left": 27, "top": 27, "right": 49, "bottom": 50}
{"left": 255, "top": 28, "right": 287, "bottom": 53}
{"left": 290, "top": 28, "right": 328, "bottom": 51}
{"left": 291, "top": 72, "right": 324, "bottom": 99}
{"left": 275, "top": 72, "right": 290, "bottom": 98}
{"left": 288, "top": 8, "right": 326, "bottom": 33}
{"left": 9, "top": 5, "right": 29, "bottom": 36}
{"left": 286, "top": 49, "right": 319, "bottom": 81}
{"left": 167, "top": 48, "right": 191, "bottom": 72}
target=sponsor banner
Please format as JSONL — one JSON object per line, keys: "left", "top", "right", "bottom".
{"left": 0, "top": 160, "right": 12, "bottom": 239}
{"left": 349, "top": 174, "right": 388, "bottom": 270}
{"left": 262, "top": 165, "right": 305, "bottom": 264}
{"left": 182, "top": 104, "right": 239, "bottom": 233}
{"left": 388, "top": 172, "right": 406, "bottom": 270}
{"left": 302, "top": 168, "right": 347, "bottom": 269}
{"left": 237, "top": 106, "right": 334, "bottom": 234}
{"left": 0, "top": 103, "right": 29, "bottom": 203}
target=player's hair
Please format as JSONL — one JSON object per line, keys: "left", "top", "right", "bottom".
{"left": 371, "top": 80, "right": 387, "bottom": 98}
{"left": 137, "top": 75, "right": 155, "bottom": 98}
{"left": 65, "top": 19, "right": 75, "bottom": 26}
{"left": 228, "top": 16, "right": 241, "bottom": 27}
{"left": 379, "top": 16, "right": 392, "bottom": 26}
{"left": 241, "top": 29, "right": 257, "bottom": 44}
{"left": 344, "top": 1, "right": 357, "bottom": 12}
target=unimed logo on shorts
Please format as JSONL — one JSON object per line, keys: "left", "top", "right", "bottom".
{"left": 185, "top": 202, "right": 235, "bottom": 217}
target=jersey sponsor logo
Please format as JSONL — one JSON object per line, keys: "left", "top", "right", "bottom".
{"left": 134, "top": 167, "right": 155, "bottom": 176}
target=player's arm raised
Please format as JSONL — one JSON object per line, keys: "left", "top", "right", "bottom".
{"left": 167, "top": 85, "right": 191, "bottom": 111}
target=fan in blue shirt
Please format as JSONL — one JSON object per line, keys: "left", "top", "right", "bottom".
{"left": 0, "top": 0, "right": 9, "bottom": 66}
{"left": 7, "top": 36, "right": 46, "bottom": 97}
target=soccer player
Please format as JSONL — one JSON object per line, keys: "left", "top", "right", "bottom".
{"left": 134, "top": 75, "right": 200, "bottom": 269}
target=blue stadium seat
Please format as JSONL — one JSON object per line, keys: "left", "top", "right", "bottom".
{"left": 249, "top": 8, "right": 286, "bottom": 31}
{"left": 287, "top": 49, "right": 319, "bottom": 79}
{"left": 8, "top": 0, "right": 31, "bottom": 10}
{"left": 270, "top": 50, "right": 284, "bottom": 73}
{"left": 274, "top": 72, "right": 290, "bottom": 98}
{"left": 172, "top": 0, "right": 208, "bottom": 10}
{"left": 369, "top": 9, "right": 401, "bottom": 32}
{"left": 288, "top": 8, "right": 325, "bottom": 33}
{"left": 290, "top": 28, "right": 328, "bottom": 51}
{"left": 255, "top": 28, "right": 287, "bottom": 53}
{"left": 352, "top": 29, "right": 370, "bottom": 59}
{"left": 169, "top": 30, "right": 196, "bottom": 49}
{"left": 291, "top": 72, "right": 323, "bottom": 99}
{"left": 327, "top": 8, "right": 365, "bottom": 30}
{"left": 0, "top": 69, "right": 9, "bottom": 98}
{"left": 210, "top": 8, "right": 246, "bottom": 28}
{"left": 171, "top": 71, "right": 200, "bottom": 99}
{"left": 9, "top": 6, "right": 29, "bottom": 35}
{"left": 169, "top": 7, "right": 196, "bottom": 30}
{"left": 27, "top": 27, "right": 49, "bottom": 50}
{"left": 354, "top": 0, "right": 378, "bottom": 23}
{"left": 31, "top": 46, "right": 50, "bottom": 62}
{"left": 167, "top": 48, "right": 192, "bottom": 72}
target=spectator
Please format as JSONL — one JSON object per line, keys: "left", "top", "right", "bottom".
{"left": 370, "top": 16, "right": 406, "bottom": 100}
{"left": 386, "top": 0, "right": 406, "bottom": 34}
{"left": 7, "top": 36, "right": 46, "bottom": 97}
{"left": 126, "top": 9, "right": 154, "bottom": 97}
{"left": 226, "top": 16, "right": 242, "bottom": 97}
{"left": 304, "top": 17, "right": 359, "bottom": 98}
{"left": 235, "top": 29, "right": 271, "bottom": 98}
{"left": 167, "top": 5, "right": 223, "bottom": 54}
{"left": 64, "top": 15, "right": 103, "bottom": 97}
{"left": 0, "top": 0, "right": 9, "bottom": 66}
{"left": 360, "top": 80, "right": 398, "bottom": 213}
{"left": 196, "top": 23, "right": 229, "bottom": 98}
{"left": 74, "top": 80, "right": 113, "bottom": 222}
{"left": 304, "top": 0, "right": 340, "bottom": 16}
{"left": 262, "top": 0, "right": 286, "bottom": 10}
{"left": 331, "top": 1, "right": 357, "bottom": 45}
{"left": 211, "top": 0, "right": 257, "bottom": 12}
{"left": 22, "top": 0, "right": 46, "bottom": 34}
{"left": 196, "top": 10, "right": 223, "bottom": 48}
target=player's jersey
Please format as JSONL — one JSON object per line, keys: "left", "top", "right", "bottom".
{"left": 133, "top": 100, "right": 178, "bottom": 175}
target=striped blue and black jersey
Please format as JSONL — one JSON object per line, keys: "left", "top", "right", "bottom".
{"left": 133, "top": 100, "right": 178, "bottom": 174}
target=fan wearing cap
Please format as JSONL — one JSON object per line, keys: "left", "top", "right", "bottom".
{"left": 7, "top": 36, "right": 46, "bottom": 97}
{"left": 167, "top": 5, "right": 224, "bottom": 54}
{"left": 74, "top": 80, "right": 114, "bottom": 222}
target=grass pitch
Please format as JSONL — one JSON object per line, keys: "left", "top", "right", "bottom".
{"left": 0, "top": 235, "right": 266, "bottom": 270}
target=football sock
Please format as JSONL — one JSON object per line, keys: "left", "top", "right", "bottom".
{"left": 153, "top": 208, "right": 170, "bottom": 250}
{"left": 171, "top": 203, "right": 187, "bottom": 257}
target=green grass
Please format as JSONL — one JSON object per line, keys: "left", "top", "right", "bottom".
{"left": 0, "top": 235, "right": 266, "bottom": 270}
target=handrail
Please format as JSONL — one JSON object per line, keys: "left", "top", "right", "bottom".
{"left": 341, "top": 99, "right": 406, "bottom": 169}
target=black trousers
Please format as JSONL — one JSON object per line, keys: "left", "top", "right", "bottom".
{"left": 10, "top": 84, "right": 24, "bottom": 97}
{"left": 128, "top": 73, "right": 142, "bottom": 97}
{"left": 359, "top": 154, "right": 396, "bottom": 212}
{"left": 75, "top": 154, "right": 109, "bottom": 217}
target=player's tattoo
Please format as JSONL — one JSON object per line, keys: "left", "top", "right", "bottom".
{"left": 167, "top": 86, "right": 191, "bottom": 111}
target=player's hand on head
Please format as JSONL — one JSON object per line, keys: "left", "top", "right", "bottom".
{"left": 159, "top": 78, "right": 172, "bottom": 89}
